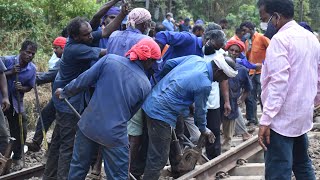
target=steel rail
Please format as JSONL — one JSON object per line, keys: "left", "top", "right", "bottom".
{"left": 177, "top": 135, "right": 262, "bottom": 180}
{"left": 0, "top": 164, "right": 45, "bottom": 180}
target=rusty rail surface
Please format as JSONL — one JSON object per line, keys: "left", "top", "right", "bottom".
{"left": 0, "top": 164, "right": 45, "bottom": 180}
{"left": 177, "top": 135, "right": 262, "bottom": 180}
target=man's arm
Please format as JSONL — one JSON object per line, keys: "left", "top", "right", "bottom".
{"left": 259, "top": 38, "right": 290, "bottom": 126}
{"left": 101, "top": 3, "right": 128, "bottom": 38}
{"left": 220, "top": 80, "right": 231, "bottom": 116}
{"left": 155, "top": 31, "right": 195, "bottom": 49}
{"left": 194, "top": 86, "right": 211, "bottom": 132}
{"left": 315, "top": 62, "right": 320, "bottom": 106}
{"left": 59, "top": 58, "right": 105, "bottom": 99}
{"left": 0, "top": 72, "right": 10, "bottom": 111}
{"left": 90, "top": 0, "right": 121, "bottom": 30}
{"left": 36, "top": 60, "right": 60, "bottom": 85}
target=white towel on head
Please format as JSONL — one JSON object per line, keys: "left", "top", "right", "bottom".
{"left": 213, "top": 57, "right": 238, "bottom": 78}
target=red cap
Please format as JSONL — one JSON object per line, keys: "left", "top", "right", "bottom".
{"left": 53, "top": 37, "right": 67, "bottom": 49}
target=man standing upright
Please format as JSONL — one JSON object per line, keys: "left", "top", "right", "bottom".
{"left": 257, "top": 0, "right": 320, "bottom": 179}
{"left": 240, "top": 21, "right": 270, "bottom": 126}
{"left": 162, "top": 13, "right": 175, "bottom": 31}
{"left": 1, "top": 40, "right": 37, "bottom": 169}
{"left": 26, "top": 37, "right": 67, "bottom": 152}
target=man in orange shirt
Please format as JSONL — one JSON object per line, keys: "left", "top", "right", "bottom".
{"left": 240, "top": 21, "right": 270, "bottom": 126}
{"left": 230, "top": 27, "right": 244, "bottom": 42}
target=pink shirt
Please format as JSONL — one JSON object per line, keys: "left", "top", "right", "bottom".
{"left": 260, "top": 20, "right": 320, "bottom": 137}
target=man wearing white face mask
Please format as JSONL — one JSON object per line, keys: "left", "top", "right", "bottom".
{"left": 240, "top": 21, "right": 270, "bottom": 127}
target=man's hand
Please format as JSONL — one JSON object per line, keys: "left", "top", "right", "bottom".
{"left": 55, "top": 88, "right": 64, "bottom": 99}
{"left": 14, "top": 81, "right": 23, "bottom": 92}
{"left": 255, "top": 63, "right": 262, "bottom": 70}
{"left": 258, "top": 125, "right": 270, "bottom": 151}
{"left": 120, "top": 1, "right": 130, "bottom": 15}
{"left": 1, "top": 98, "right": 10, "bottom": 111}
{"left": 201, "top": 128, "right": 215, "bottom": 143}
{"left": 224, "top": 102, "right": 231, "bottom": 116}
{"left": 12, "top": 64, "right": 21, "bottom": 75}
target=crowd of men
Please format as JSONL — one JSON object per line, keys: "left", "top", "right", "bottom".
{"left": 0, "top": 0, "right": 320, "bottom": 179}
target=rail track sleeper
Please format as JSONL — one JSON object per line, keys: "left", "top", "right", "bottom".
{"left": 177, "top": 135, "right": 261, "bottom": 180}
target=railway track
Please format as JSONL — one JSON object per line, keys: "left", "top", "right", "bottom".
{"left": 0, "top": 164, "right": 45, "bottom": 180}
{"left": 177, "top": 135, "right": 263, "bottom": 180}
{"left": 1, "top": 132, "right": 319, "bottom": 180}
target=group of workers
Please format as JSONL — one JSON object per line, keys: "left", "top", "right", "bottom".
{"left": 0, "top": 0, "right": 320, "bottom": 180}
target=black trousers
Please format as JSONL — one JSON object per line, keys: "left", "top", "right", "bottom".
{"left": 205, "top": 108, "right": 221, "bottom": 159}
{"left": 43, "top": 111, "right": 79, "bottom": 180}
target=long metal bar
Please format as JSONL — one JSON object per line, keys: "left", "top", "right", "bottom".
{"left": 34, "top": 85, "right": 48, "bottom": 150}
{"left": 176, "top": 135, "right": 262, "bottom": 180}
{"left": 0, "top": 164, "right": 45, "bottom": 180}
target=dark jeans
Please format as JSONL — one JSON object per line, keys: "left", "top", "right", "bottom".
{"left": 143, "top": 116, "right": 172, "bottom": 180}
{"left": 0, "top": 108, "right": 9, "bottom": 155}
{"left": 4, "top": 105, "right": 27, "bottom": 160}
{"left": 43, "top": 111, "right": 79, "bottom": 180}
{"left": 33, "top": 98, "right": 56, "bottom": 145}
{"left": 129, "top": 115, "right": 148, "bottom": 179}
{"left": 245, "top": 74, "right": 261, "bottom": 124}
{"left": 68, "top": 130, "right": 129, "bottom": 180}
{"left": 265, "top": 130, "right": 315, "bottom": 180}
{"left": 205, "top": 108, "right": 221, "bottom": 159}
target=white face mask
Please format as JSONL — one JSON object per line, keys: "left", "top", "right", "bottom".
{"left": 260, "top": 22, "right": 268, "bottom": 31}
{"left": 144, "top": 28, "right": 150, "bottom": 35}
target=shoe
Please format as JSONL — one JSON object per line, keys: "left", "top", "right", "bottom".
{"left": 246, "top": 122, "right": 257, "bottom": 127}
{"left": 25, "top": 141, "right": 41, "bottom": 152}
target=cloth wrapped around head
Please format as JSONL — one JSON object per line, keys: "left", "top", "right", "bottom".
{"left": 105, "top": 6, "right": 120, "bottom": 16}
{"left": 125, "top": 38, "right": 161, "bottom": 61}
{"left": 127, "top": 8, "right": 151, "bottom": 29}
{"left": 53, "top": 37, "right": 67, "bottom": 49}
{"left": 225, "top": 39, "right": 245, "bottom": 52}
{"left": 213, "top": 57, "right": 238, "bottom": 78}
{"left": 102, "top": 6, "right": 120, "bottom": 23}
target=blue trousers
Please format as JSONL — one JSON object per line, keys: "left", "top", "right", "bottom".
{"left": 265, "top": 130, "right": 315, "bottom": 180}
{"left": 245, "top": 74, "right": 261, "bottom": 124}
{"left": 68, "top": 130, "right": 129, "bottom": 180}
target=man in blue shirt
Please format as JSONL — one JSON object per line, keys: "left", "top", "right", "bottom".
{"left": 0, "top": 58, "right": 10, "bottom": 156}
{"left": 179, "top": 18, "right": 191, "bottom": 32}
{"left": 162, "top": 13, "right": 175, "bottom": 31}
{"left": 45, "top": 6, "right": 128, "bottom": 179}
{"left": 26, "top": 37, "right": 66, "bottom": 152}
{"left": 142, "top": 55, "right": 238, "bottom": 180}
{"left": 1, "top": 40, "right": 37, "bottom": 169}
{"left": 54, "top": 39, "right": 161, "bottom": 180}
{"left": 106, "top": 7, "right": 152, "bottom": 179}
{"left": 90, "top": 0, "right": 122, "bottom": 48}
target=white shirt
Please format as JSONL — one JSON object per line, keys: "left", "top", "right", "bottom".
{"left": 204, "top": 49, "right": 226, "bottom": 109}
{"left": 48, "top": 53, "right": 59, "bottom": 69}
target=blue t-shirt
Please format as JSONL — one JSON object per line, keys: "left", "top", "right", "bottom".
{"left": 60, "top": 54, "right": 151, "bottom": 147}
{"left": 53, "top": 31, "right": 102, "bottom": 114}
{"left": 0, "top": 55, "right": 36, "bottom": 113}
{"left": 142, "top": 55, "right": 214, "bottom": 132}
{"left": 222, "top": 64, "right": 252, "bottom": 120}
